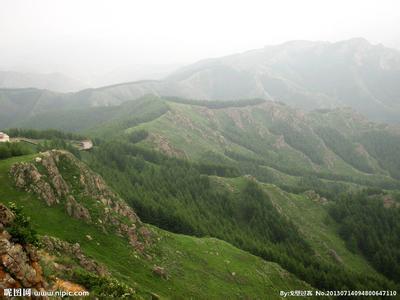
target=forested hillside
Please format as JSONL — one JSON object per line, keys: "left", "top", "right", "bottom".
{"left": 86, "top": 139, "right": 398, "bottom": 292}
{"left": 3, "top": 0, "right": 400, "bottom": 296}
{"left": 0, "top": 152, "right": 312, "bottom": 299}
{"left": 119, "top": 97, "right": 400, "bottom": 196}
{"left": 2, "top": 95, "right": 400, "bottom": 297}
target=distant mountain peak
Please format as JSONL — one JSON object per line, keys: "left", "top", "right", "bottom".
{"left": 341, "top": 37, "right": 371, "bottom": 46}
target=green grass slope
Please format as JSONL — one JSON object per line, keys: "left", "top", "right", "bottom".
{"left": 131, "top": 99, "right": 400, "bottom": 194}
{"left": 0, "top": 154, "right": 311, "bottom": 299}
{"left": 211, "top": 176, "right": 392, "bottom": 277}
{"left": 7, "top": 94, "right": 400, "bottom": 192}
{"left": 85, "top": 141, "right": 398, "bottom": 293}
{"left": 13, "top": 95, "right": 169, "bottom": 136}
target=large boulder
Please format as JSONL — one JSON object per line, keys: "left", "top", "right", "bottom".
{"left": 0, "top": 204, "right": 15, "bottom": 226}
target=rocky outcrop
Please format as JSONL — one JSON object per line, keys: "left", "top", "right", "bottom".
{"left": 0, "top": 204, "right": 48, "bottom": 297}
{"left": 65, "top": 196, "right": 91, "bottom": 222}
{"left": 9, "top": 152, "right": 71, "bottom": 207}
{"left": 328, "top": 248, "right": 343, "bottom": 264}
{"left": 152, "top": 266, "right": 168, "bottom": 279}
{"left": 53, "top": 279, "right": 86, "bottom": 295}
{"left": 149, "top": 133, "right": 187, "bottom": 159}
{"left": 40, "top": 236, "right": 109, "bottom": 277}
{"left": 9, "top": 150, "right": 153, "bottom": 252}
{"left": 382, "top": 195, "right": 400, "bottom": 209}
{"left": 304, "top": 190, "right": 328, "bottom": 205}
{"left": 0, "top": 204, "right": 15, "bottom": 227}
{"left": 10, "top": 163, "right": 58, "bottom": 206}
{"left": 41, "top": 152, "right": 70, "bottom": 198}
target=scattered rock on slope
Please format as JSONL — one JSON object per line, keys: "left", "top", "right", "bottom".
{"left": 9, "top": 150, "right": 153, "bottom": 252}
{"left": 40, "top": 236, "right": 109, "bottom": 276}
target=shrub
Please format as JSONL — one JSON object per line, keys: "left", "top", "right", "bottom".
{"left": 6, "top": 202, "right": 39, "bottom": 246}
{"left": 72, "top": 269, "right": 138, "bottom": 298}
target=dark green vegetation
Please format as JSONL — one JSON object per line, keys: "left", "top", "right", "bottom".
{"left": 72, "top": 269, "right": 138, "bottom": 299}
{"left": 0, "top": 154, "right": 310, "bottom": 299}
{"left": 2, "top": 93, "right": 168, "bottom": 134}
{"left": 314, "top": 127, "right": 374, "bottom": 174}
{"left": 87, "top": 139, "right": 398, "bottom": 293}
{"left": 0, "top": 142, "right": 33, "bottom": 159}
{"left": 164, "top": 96, "right": 266, "bottom": 108}
{"left": 6, "top": 128, "right": 86, "bottom": 140}
{"left": 329, "top": 191, "right": 400, "bottom": 282}
{"left": 5, "top": 202, "right": 39, "bottom": 246}
{"left": 357, "top": 130, "right": 400, "bottom": 180}
{"left": 0, "top": 128, "right": 89, "bottom": 162}
{"left": 4, "top": 94, "right": 400, "bottom": 197}
{"left": 2, "top": 92, "right": 400, "bottom": 297}
{"left": 36, "top": 138, "right": 81, "bottom": 158}
{"left": 126, "top": 98, "right": 400, "bottom": 196}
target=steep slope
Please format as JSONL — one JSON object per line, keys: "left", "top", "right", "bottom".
{"left": 14, "top": 94, "right": 400, "bottom": 192}
{"left": 0, "top": 83, "right": 168, "bottom": 129}
{"left": 130, "top": 98, "right": 400, "bottom": 194}
{"left": 166, "top": 38, "right": 400, "bottom": 123}
{"left": 0, "top": 152, "right": 311, "bottom": 299}
{"left": 85, "top": 135, "right": 399, "bottom": 293}
{"left": 13, "top": 95, "right": 169, "bottom": 134}
{"left": 8, "top": 95, "right": 400, "bottom": 192}
{"left": 0, "top": 204, "right": 50, "bottom": 296}
{"left": 215, "top": 177, "right": 392, "bottom": 283}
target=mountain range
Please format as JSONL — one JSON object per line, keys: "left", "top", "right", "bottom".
{"left": 1, "top": 38, "right": 400, "bottom": 298}
{"left": 1, "top": 95, "right": 399, "bottom": 297}
{"left": 1, "top": 38, "right": 400, "bottom": 126}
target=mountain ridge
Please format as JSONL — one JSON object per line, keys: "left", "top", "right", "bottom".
{"left": 1, "top": 38, "right": 400, "bottom": 127}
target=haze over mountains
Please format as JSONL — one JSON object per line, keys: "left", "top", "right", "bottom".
{"left": 0, "top": 71, "right": 88, "bottom": 93}
{"left": 167, "top": 38, "right": 400, "bottom": 121}
{"left": 2, "top": 38, "right": 400, "bottom": 298}
{"left": 2, "top": 0, "right": 400, "bottom": 296}
{"left": 1, "top": 38, "right": 399, "bottom": 125}
{"left": 0, "top": 63, "right": 183, "bottom": 92}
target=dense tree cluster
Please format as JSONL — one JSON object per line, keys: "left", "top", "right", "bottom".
{"left": 6, "top": 128, "right": 86, "bottom": 140}
{"left": 269, "top": 121, "right": 325, "bottom": 165}
{"left": 6, "top": 202, "right": 39, "bottom": 245}
{"left": 128, "top": 130, "right": 149, "bottom": 144}
{"left": 0, "top": 142, "right": 32, "bottom": 159}
{"left": 86, "top": 140, "right": 398, "bottom": 293}
{"left": 315, "top": 127, "right": 374, "bottom": 173}
{"left": 329, "top": 191, "right": 400, "bottom": 282}
{"left": 224, "top": 147, "right": 400, "bottom": 193}
{"left": 37, "top": 139, "right": 81, "bottom": 158}
{"left": 88, "top": 98, "right": 169, "bottom": 138}
{"left": 357, "top": 130, "right": 400, "bottom": 179}
{"left": 164, "top": 96, "right": 266, "bottom": 108}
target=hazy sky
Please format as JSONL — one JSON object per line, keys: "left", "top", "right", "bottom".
{"left": 1, "top": 0, "right": 399, "bottom": 79}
